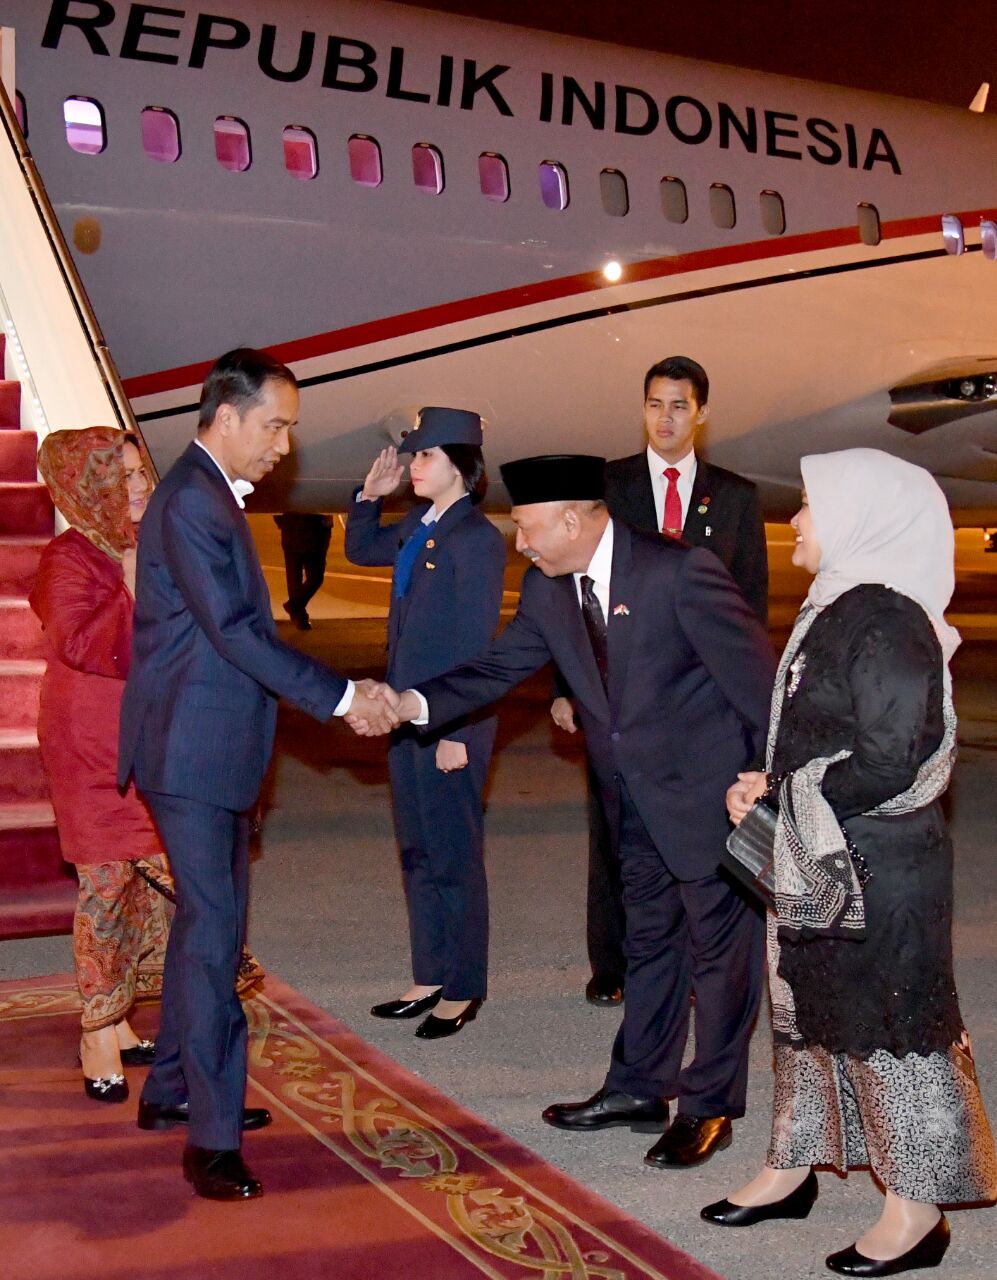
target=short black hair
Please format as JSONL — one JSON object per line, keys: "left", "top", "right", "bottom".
{"left": 197, "top": 347, "right": 297, "bottom": 431}
{"left": 441, "top": 443, "right": 488, "bottom": 505}
{"left": 643, "top": 356, "right": 709, "bottom": 406}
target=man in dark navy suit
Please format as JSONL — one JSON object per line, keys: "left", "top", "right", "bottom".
{"left": 119, "top": 348, "right": 394, "bottom": 1200}
{"left": 553, "top": 357, "right": 769, "bottom": 1005}
{"left": 371, "top": 455, "right": 775, "bottom": 1168}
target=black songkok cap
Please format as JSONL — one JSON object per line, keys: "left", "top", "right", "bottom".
{"left": 398, "top": 406, "right": 482, "bottom": 453}
{"left": 500, "top": 454, "right": 606, "bottom": 505}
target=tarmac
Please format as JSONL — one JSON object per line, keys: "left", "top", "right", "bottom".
{"left": 2, "top": 522, "right": 995, "bottom": 1280}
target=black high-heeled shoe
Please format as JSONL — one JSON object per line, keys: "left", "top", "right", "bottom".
{"left": 83, "top": 1073, "right": 129, "bottom": 1103}
{"left": 371, "top": 990, "right": 443, "bottom": 1019}
{"left": 701, "top": 1169, "right": 819, "bottom": 1226}
{"left": 119, "top": 1040, "right": 156, "bottom": 1066}
{"left": 825, "top": 1214, "right": 949, "bottom": 1276}
{"left": 414, "top": 997, "right": 482, "bottom": 1040}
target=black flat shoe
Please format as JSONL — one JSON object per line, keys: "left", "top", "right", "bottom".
{"left": 182, "top": 1145, "right": 263, "bottom": 1201}
{"left": 825, "top": 1215, "right": 949, "bottom": 1276}
{"left": 645, "top": 1114, "right": 733, "bottom": 1167}
{"left": 414, "top": 998, "right": 482, "bottom": 1039}
{"left": 371, "top": 990, "right": 443, "bottom": 1019}
{"left": 585, "top": 975, "right": 624, "bottom": 1006}
{"left": 138, "top": 1099, "right": 272, "bottom": 1131}
{"left": 84, "top": 1073, "right": 128, "bottom": 1103}
{"left": 119, "top": 1040, "right": 156, "bottom": 1066}
{"left": 542, "top": 1088, "right": 669, "bottom": 1133}
{"left": 701, "top": 1169, "right": 819, "bottom": 1226}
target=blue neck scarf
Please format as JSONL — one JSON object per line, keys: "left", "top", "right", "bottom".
{"left": 394, "top": 520, "right": 437, "bottom": 598}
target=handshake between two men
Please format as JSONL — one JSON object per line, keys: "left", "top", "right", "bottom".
{"left": 344, "top": 680, "right": 422, "bottom": 737}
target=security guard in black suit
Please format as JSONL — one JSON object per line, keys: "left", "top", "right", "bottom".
{"left": 553, "top": 357, "right": 768, "bottom": 1005}
{"left": 345, "top": 408, "right": 505, "bottom": 1039}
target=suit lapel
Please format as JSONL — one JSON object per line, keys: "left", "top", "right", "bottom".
{"left": 630, "top": 456, "right": 659, "bottom": 532}
{"left": 607, "top": 522, "right": 635, "bottom": 721}
{"left": 683, "top": 457, "right": 713, "bottom": 546}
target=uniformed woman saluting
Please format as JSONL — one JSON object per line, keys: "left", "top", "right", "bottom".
{"left": 345, "top": 408, "right": 506, "bottom": 1039}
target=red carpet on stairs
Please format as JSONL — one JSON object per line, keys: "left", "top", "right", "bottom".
{"left": 0, "top": 332, "right": 76, "bottom": 938}
{"left": 0, "top": 972, "right": 720, "bottom": 1280}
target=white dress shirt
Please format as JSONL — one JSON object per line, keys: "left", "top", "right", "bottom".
{"left": 646, "top": 445, "right": 697, "bottom": 533}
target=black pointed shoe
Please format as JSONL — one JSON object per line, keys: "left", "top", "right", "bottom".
{"left": 137, "top": 1099, "right": 272, "bottom": 1131}
{"left": 414, "top": 997, "right": 482, "bottom": 1039}
{"left": 119, "top": 1040, "right": 156, "bottom": 1066}
{"left": 182, "top": 1145, "right": 263, "bottom": 1201}
{"left": 371, "top": 990, "right": 443, "bottom": 1019}
{"left": 645, "top": 1114, "right": 733, "bottom": 1167}
{"left": 84, "top": 1073, "right": 128, "bottom": 1103}
{"left": 542, "top": 1088, "right": 669, "bottom": 1133}
{"left": 585, "top": 975, "right": 624, "bottom": 1006}
{"left": 701, "top": 1169, "right": 819, "bottom": 1226}
{"left": 825, "top": 1214, "right": 949, "bottom": 1276}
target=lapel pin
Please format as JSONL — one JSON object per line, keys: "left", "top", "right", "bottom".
{"left": 425, "top": 538, "right": 436, "bottom": 549}
{"left": 702, "top": 495, "right": 711, "bottom": 505}
{"left": 697, "top": 504, "right": 709, "bottom": 515}
{"left": 705, "top": 526, "right": 712, "bottom": 537}
{"left": 425, "top": 561, "right": 436, "bottom": 570}
{"left": 613, "top": 603, "right": 630, "bottom": 616}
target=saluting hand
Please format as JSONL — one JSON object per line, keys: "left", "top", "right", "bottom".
{"left": 361, "top": 447, "right": 405, "bottom": 500}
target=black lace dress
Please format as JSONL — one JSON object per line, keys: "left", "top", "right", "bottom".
{"left": 770, "top": 584, "right": 964, "bottom": 1059}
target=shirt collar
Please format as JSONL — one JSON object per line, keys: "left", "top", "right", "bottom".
{"left": 577, "top": 517, "right": 614, "bottom": 591}
{"left": 422, "top": 492, "right": 469, "bottom": 525}
{"left": 646, "top": 444, "right": 696, "bottom": 481}
{"left": 194, "top": 439, "right": 254, "bottom": 509}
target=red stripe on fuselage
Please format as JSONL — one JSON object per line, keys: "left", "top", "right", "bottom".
{"left": 121, "top": 209, "right": 994, "bottom": 400}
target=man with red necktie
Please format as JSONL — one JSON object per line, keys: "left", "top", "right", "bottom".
{"left": 552, "top": 356, "right": 768, "bottom": 1024}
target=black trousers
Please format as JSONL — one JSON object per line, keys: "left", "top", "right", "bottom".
{"left": 140, "top": 791, "right": 250, "bottom": 1151}
{"left": 603, "top": 783, "right": 764, "bottom": 1118}
{"left": 282, "top": 546, "right": 328, "bottom": 615}
{"left": 585, "top": 763, "right": 627, "bottom": 983}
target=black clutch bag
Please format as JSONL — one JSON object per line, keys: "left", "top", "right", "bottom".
{"left": 722, "top": 799, "right": 777, "bottom": 909}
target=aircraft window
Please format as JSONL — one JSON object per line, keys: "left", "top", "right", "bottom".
{"left": 140, "top": 107, "right": 180, "bottom": 164}
{"left": 348, "top": 134, "right": 382, "bottom": 187}
{"left": 63, "top": 97, "right": 106, "bottom": 156}
{"left": 412, "top": 143, "right": 445, "bottom": 195}
{"left": 857, "top": 202, "right": 881, "bottom": 246}
{"left": 214, "top": 116, "right": 251, "bottom": 173}
{"left": 283, "top": 125, "right": 318, "bottom": 180}
{"left": 479, "top": 152, "right": 510, "bottom": 202}
{"left": 14, "top": 91, "right": 27, "bottom": 136}
{"left": 981, "top": 220, "right": 997, "bottom": 261}
{"left": 941, "top": 214, "right": 965, "bottom": 256}
{"left": 600, "top": 168, "right": 629, "bottom": 217}
{"left": 660, "top": 176, "right": 688, "bottom": 224}
{"left": 759, "top": 189, "right": 786, "bottom": 236}
{"left": 539, "top": 161, "right": 569, "bottom": 211}
{"left": 709, "top": 183, "right": 736, "bottom": 230}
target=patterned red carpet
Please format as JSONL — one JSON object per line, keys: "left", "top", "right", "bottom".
{"left": 0, "top": 974, "right": 719, "bottom": 1280}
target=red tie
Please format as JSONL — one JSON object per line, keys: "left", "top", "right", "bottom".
{"left": 662, "top": 467, "right": 682, "bottom": 538}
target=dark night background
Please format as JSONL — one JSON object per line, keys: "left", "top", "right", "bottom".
{"left": 396, "top": 1, "right": 995, "bottom": 109}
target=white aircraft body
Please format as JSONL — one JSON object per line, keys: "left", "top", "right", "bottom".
{"left": 3, "top": 0, "right": 997, "bottom": 519}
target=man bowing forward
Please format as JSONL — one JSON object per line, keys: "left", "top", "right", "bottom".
{"left": 377, "top": 455, "right": 775, "bottom": 1168}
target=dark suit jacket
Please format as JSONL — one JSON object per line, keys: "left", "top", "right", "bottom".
{"left": 419, "top": 522, "right": 776, "bottom": 879}
{"left": 345, "top": 494, "right": 505, "bottom": 745}
{"left": 118, "top": 442, "right": 348, "bottom": 812}
{"left": 605, "top": 453, "right": 769, "bottom": 623}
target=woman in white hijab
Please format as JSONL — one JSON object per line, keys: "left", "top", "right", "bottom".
{"left": 702, "top": 449, "right": 996, "bottom": 1276}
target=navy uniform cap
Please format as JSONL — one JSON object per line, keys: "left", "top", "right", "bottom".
{"left": 500, "top": 454, "right": 606, "bottom": 506}
{"left": 398, "top": 406, "right": 482, "bottom": 453}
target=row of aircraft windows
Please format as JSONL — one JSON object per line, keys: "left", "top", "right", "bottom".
{"left": 18, "top": 94, "right": 990, "bottom": 256}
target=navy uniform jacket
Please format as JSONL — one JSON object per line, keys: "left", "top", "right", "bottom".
{"left": 419, "top": 522, "right": 776, "bottom": 879}
{"left": 345, "top": 494, "right": 505, "bottom": 745}
{"left": 118, "top": 442, "right": 348, "bottom": 813}
{"left": 605, "top": 454, "right": 769, "bottom": 623}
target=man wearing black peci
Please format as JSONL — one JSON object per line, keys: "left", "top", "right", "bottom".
{"left": 552, "top": 356, "right": 769, "bottom": 1006}
{"left": 369, "top": 454, "right": 775, "bottom": 1169}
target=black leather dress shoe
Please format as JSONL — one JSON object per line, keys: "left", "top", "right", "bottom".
{"left": 119, "top": 1040, "right": 156, "bottom": 1066}
{"left": 701, "top": 1169, "right": 819, "bottom": 1226}
{"left": 825, "top": 1214, "right": 949, "bottom": 1276}
{"left": 182, "top": 1145, "right": 263, "bottom": 1201}
{"left": 414, "top": 997, "right": 482, "bottom": 1039}
{"left": 137, "top": 1099, "right": 272, "bottom": 1131}
{"left": 645, "top": 1114, "right": 733, "bottom": 1167}
{"left": 542, "top": 1088, "right": 669, "bottom": 1133}
{"left": 371, "top": 990, "right": 442, "bottom": 1019}
{"left": 585, "top": 975, "right": 624, "bottom": 1006}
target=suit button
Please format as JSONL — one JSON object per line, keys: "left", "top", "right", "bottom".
{"left": 611, "top": 732, "right": 620, "bottom": 742}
